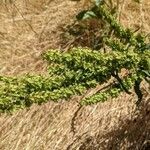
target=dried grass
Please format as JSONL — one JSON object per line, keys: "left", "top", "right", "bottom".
{"left": 0, "top": 0, "right": 150, "bottom": 150}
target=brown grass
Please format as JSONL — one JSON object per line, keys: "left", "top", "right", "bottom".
{"left": 0, "top": 0, "right": 150, "bottom": 150}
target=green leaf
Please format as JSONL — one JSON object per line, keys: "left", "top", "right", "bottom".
{"left": 76, "top": 10, "right": 97, "bottom": 20}
{"left": 142, "top": 70, "right": 150, "bottom": 77}
{"left": 95, "top": 0, "right": 103, "bottom": 6}
{"left": 76, "top": 10, "right": 89, "bottom": 20}
{"left": 82, "top": 11, "right": 97, "bottom": 20}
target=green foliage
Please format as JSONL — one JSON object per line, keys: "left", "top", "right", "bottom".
{"left": 0, "top": 2, "right": 149, "bottom": 113}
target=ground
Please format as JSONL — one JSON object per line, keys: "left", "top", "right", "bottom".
{"left": 0, "top": 0, "right": 150, "bottom": 150}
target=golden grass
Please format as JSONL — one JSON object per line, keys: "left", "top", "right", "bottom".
{"left": 0, "top": 0, "right": 150, "bottom": 149}
{"left": 0, "top": 0, "right": 83, "bottom": 75}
